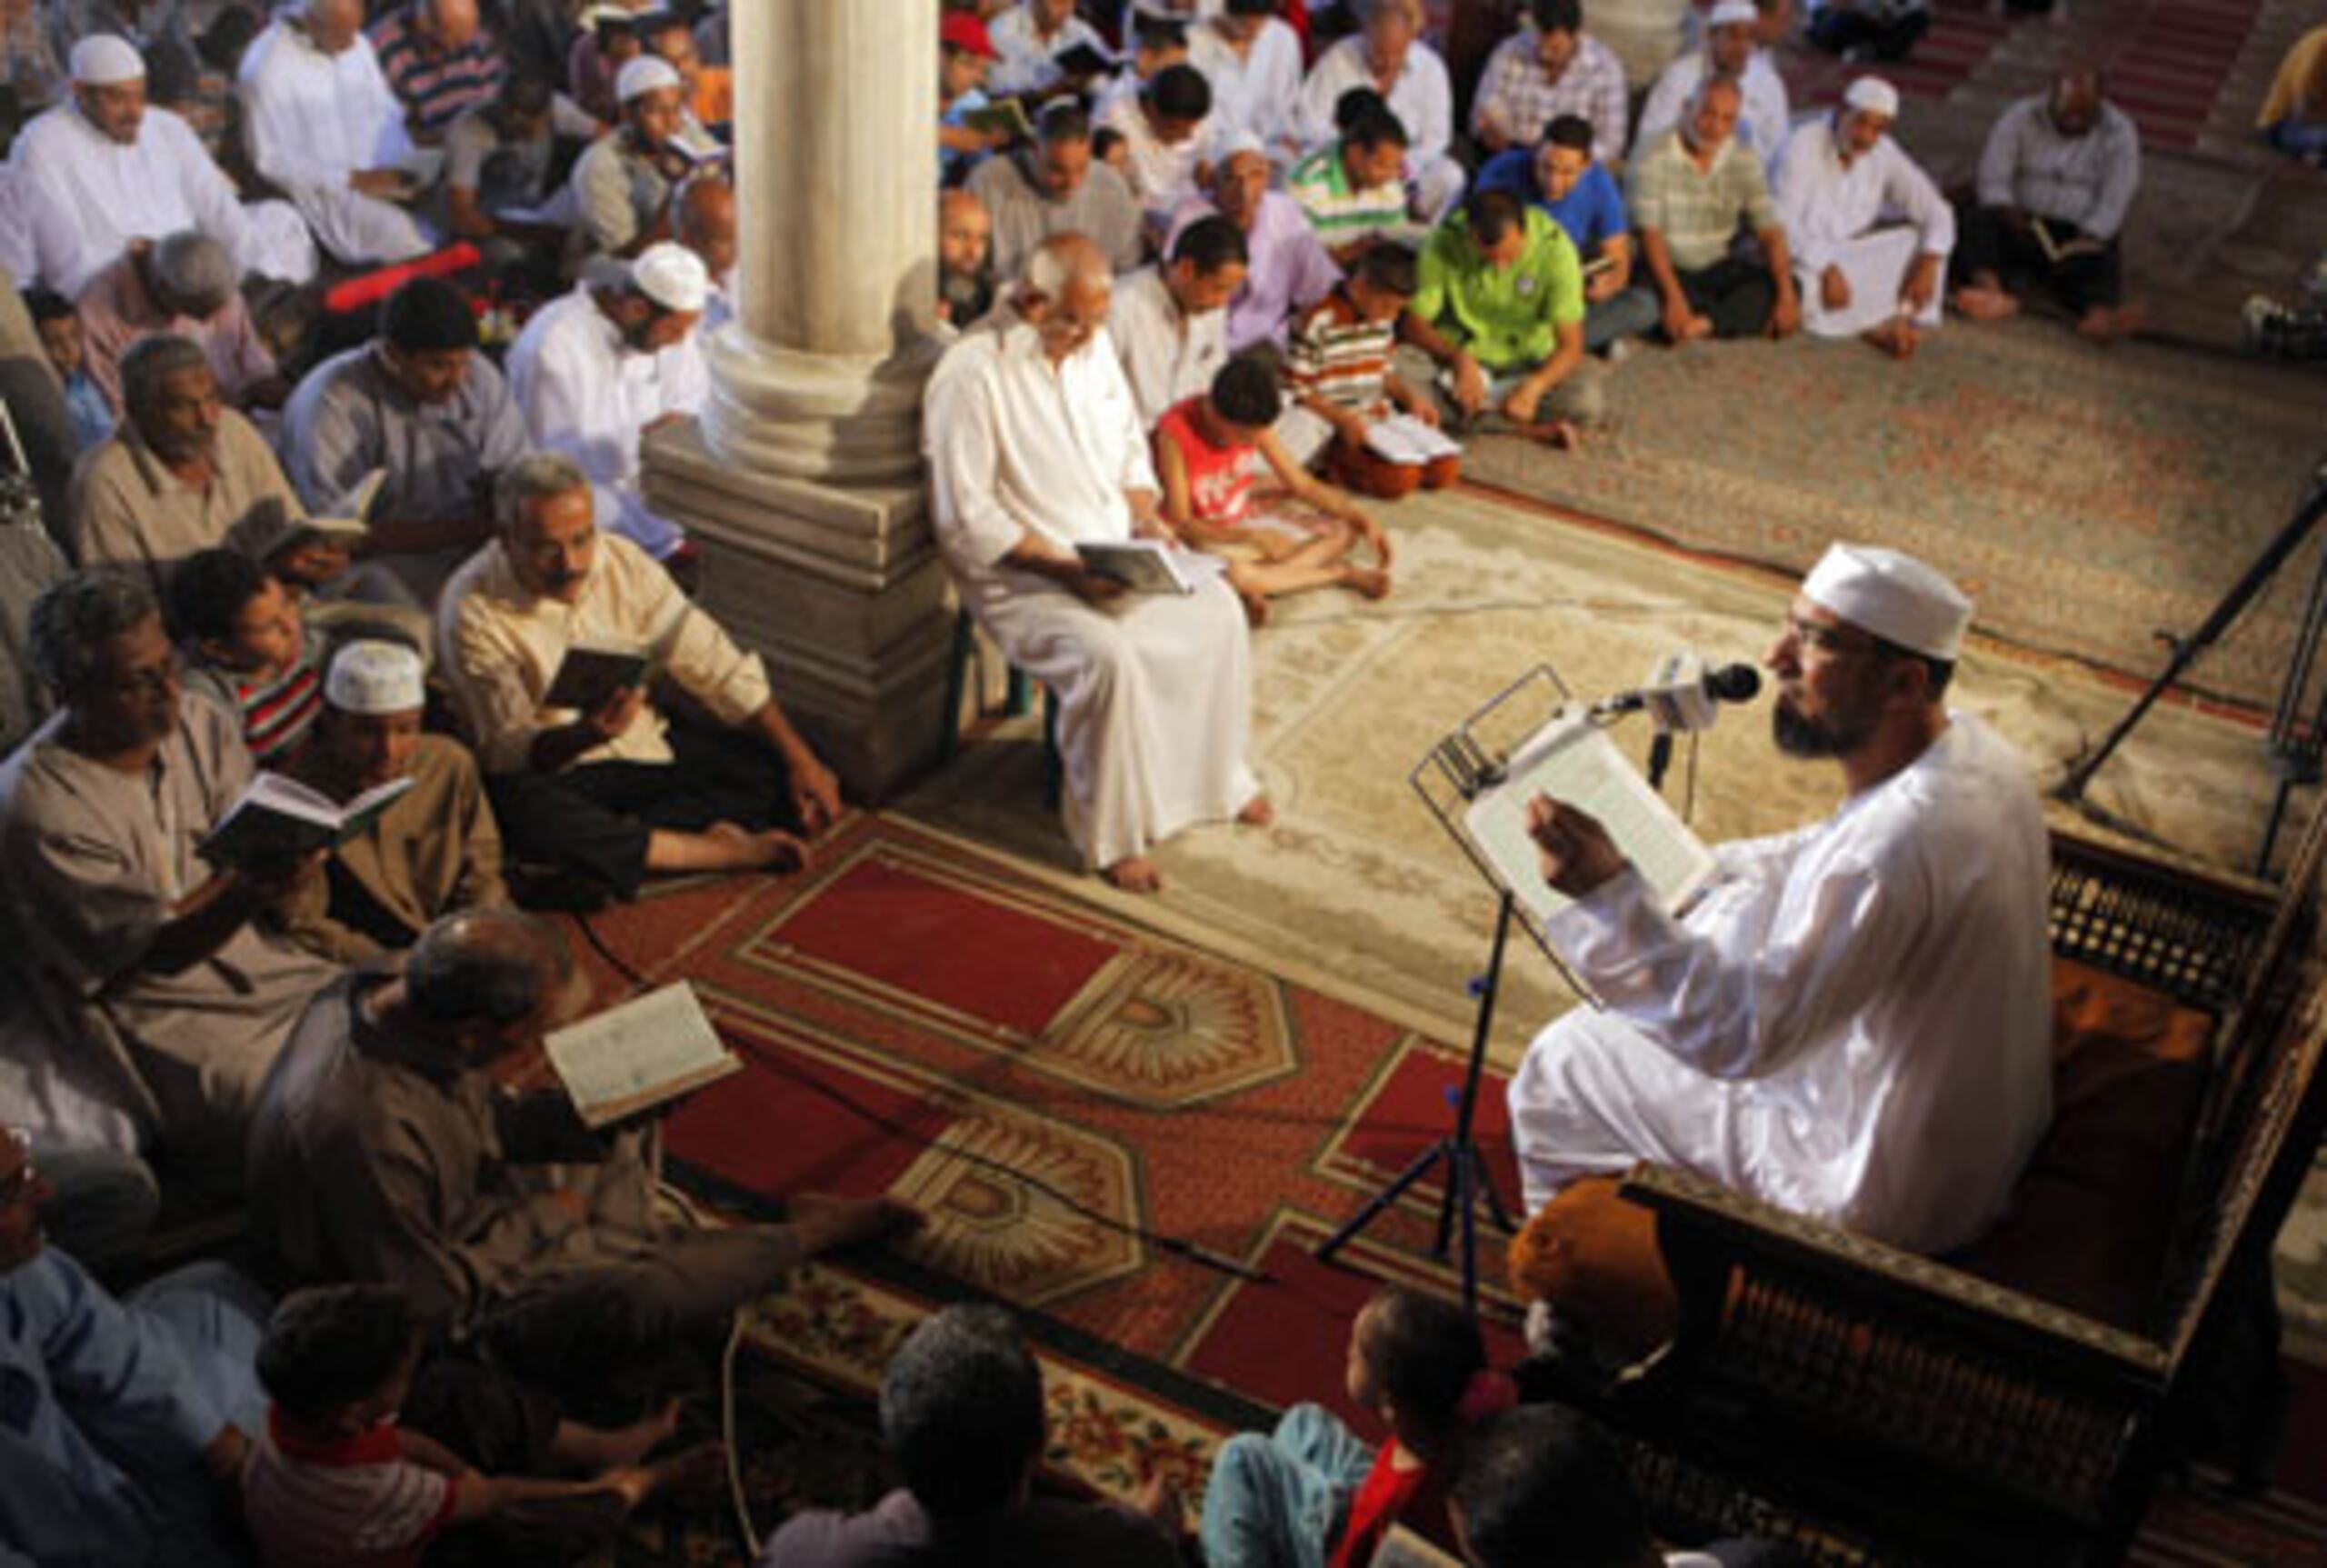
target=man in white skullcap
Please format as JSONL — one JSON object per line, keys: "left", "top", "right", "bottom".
{"left": 271, "top": 637, "right": 509, "bottom": 963}
{"left": 236, "top": 0, "right": 437, "bottom": 266}
{"left": 504, "top": 240, "right": 710, "bottom": 562}
{"left": 1634, "top": 0, "right": 1793, "bottom": 173}
{"left": 1773, "top": 76, "right": 1955, "bottom": 354}
{"left": 1506, "top": 544, "right": 2052, "bottom": 1316}
{"left": 567, "top": 51, "right": 717, "bottom": 259}
{"left": 7, "top": 32, "right": 317, "bottom": 295}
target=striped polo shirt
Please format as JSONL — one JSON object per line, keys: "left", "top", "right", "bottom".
{"left": 1288, "top": 143, "right": 1413, "bottom": 251}
{"left": 227, "top": 641, "right": 325, "bottom": 768}
{"left": 1287, "top": 289, "right": 1397, "bottom": 413}
{"left": 242, "top": 1408, "right": 457, "bottom": 1568}
{"left": 370, "top": 5, "right": 506, "bottom": 140}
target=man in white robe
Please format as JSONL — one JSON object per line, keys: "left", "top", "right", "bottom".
{"left": 237, "top": 0, "right": 434, "bottom": 266}
{"left": 1294, "top": 0, "right": 1465, "bottom": 223}
{"left": 1773, "top": 77, "right": 1954, "bottom": 352}
{"left": 925, "top": 234, "right": 1269, "bottom": 894}
{"left": 1507, "top": 544, "right": 2052, "bottom": 1259}
{"left": 1107, "top": 213, "right": 1245, "bottom": 430}
{"left": 1188, "top": 0, "right": 1304, "bottom": 165}
{"left": 1635, "top": 0, "right": 1793, "bottom": 173}
{"left": 8, "top": 34, "right": 315, "bottom": 295}
{"left": 504, "top": 242, "right": 709, "bottom": 563}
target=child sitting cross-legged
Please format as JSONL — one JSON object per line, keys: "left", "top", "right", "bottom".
{"left": 1154, "top": 355, "right": 1393, "bottom": 625}
{"left": 1199, "top": 1285, "right": 1517, "bottom": 1568}
{"left": 243, "top": 1282, "right": 716, "bottom": 1568}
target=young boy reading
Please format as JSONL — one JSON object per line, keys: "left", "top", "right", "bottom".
{"left": 244, "top": 1282, "right": 710, "bottom": 1568}
{"left": 1285, "top": 243, "right": 1461, "bottom": 499}
{"left": 1154, "top": 355, "right": 1392, "bottom": 622}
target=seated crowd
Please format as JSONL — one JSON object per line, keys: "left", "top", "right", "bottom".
{"left": 0, "top": 0, "right": 2162, "bottom": 1563}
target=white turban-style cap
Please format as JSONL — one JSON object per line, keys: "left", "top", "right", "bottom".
{"left": 70, "top": 34, "right": 145, "bottom": 85}
{"left": 631, "top": 242, "right": 709, "bottom": 314}
{"left": 325, "top": 640, "right": 427, "bottom": 714}
{"left": 1707, "top": 0, "right": 1760, "bottom": 28}
{"left": 615, "top": 55, "right": 681, "bottom": 104}
{"left": 1843, "top": 77, "right": 1902, "bottom": 119}
{"left": 1802, "top": 544, "right": 1973, "bottom": 662}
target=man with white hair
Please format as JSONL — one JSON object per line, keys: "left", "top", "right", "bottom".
{"left": 75, "top": 229, "right": 281, "bottom": 415}
{"left": 925, "top": 234, "right": 1268, "bottom": 894}
{"left": 1628, "top": 76, "right": 1799, "bottom": 342}
{"left": 1295, "top": 0, "right": 1465, "bottom": 221}
{"left": 7, "top": 33, "right": 315, "bottom": 295}
{"left": 1507, "top": 544, "right": 2051, "bottom": 1272}
{"left": 236, "top": 0, "right": 435, "bottom": 266}
{"left": 1634, "top": 0, "right": 1793, "bottom": 170}
{"left": 1169, "top": 135, "right": 1340, "bottom": 354}
{"left": 1773, "top": 76, "right": 1954, "bottom": 354}
{"left": 506, "top": 242, "right": 709, "bottom": 564}
{"left": 569, "top": 52, "right": 713, "bottom": 259}
{"left": 273, "top": 638, "right": 507, "bottom": 963}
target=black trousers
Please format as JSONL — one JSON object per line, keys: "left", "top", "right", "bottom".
{"left": 1952, "top": 202, "right": 2124, "bottom": 313}
{"left": 1672, "top": 258, "right": 1778, "bottom": 340}
{"left": 489, "top": 715, "right": 800, "bottom": 899}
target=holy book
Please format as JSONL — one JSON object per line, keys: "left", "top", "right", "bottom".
{"left": 544, "top": 981, "right": 743, "bottom": 1129}
{"left": 199, "top": 772, "right": 416, "bottom": 867}
{"left": 544, "top": 637, "right": 654, "bottom": 711}
{"left": 1075, "top": 539, "right": 1229, "bottom": 595}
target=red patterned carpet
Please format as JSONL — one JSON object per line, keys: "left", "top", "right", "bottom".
{"left": 576, "top": 814, "right": 1526, "bottom": 1432}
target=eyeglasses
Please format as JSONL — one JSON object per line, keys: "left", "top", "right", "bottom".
{"left": 1780, "top": 615, "right": 1884, "bottom": 658}
{"left": 107, "top": 653, "right": 181, "bottom": 697}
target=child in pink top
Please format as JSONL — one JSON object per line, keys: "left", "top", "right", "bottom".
{"left": 1153, "top": 356, "right": 1393, "bottom": 624}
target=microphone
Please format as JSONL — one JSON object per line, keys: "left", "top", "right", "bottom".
{"left": 1590, "top": 654, "right": 1762, "bottom": 734}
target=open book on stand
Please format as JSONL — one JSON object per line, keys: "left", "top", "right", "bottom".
{"left": 199, "top": 771, "right": 416, "bottom": 867}
{"left": 1462, "top": 714, "right": 1715, "bottom": 931}
{"left": 1074, "top": 538, "right": 1229, "bottom": 595}
{"left": 544, "top": 981, "right": 742, "bottom": 1128}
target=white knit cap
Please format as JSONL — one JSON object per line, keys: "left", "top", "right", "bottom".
{"left": 1843, "top": 76, "right": 1901, "bottom": 119}
{"left": 69, "top": 34, "right": 145, "bottom": 85}
{"left": 1802, "top": 544, "right": 1973, "bottom": 662}
{"left": 325, "top": 640, "right": 426, "bottom": 714}
{"left": 615, "top": 55, "right": 681, "bottom": 103}
{"left": 631, "top": 242, "right": 709, "bottom": 313}
{"left": 1706, "top": 0, "right": 1759, "bottom": 28}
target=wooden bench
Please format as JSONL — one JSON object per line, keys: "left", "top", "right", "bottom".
{"left": 1535, "top": 812, "right": 2325, "bottom": 1566}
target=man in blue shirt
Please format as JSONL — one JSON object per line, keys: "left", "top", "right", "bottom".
{"left": 1474, "top": 115, "right": 1659, "bottom": 352}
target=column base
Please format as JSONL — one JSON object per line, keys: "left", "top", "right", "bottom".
{"left": 644, "top": 418, "right": 954, "bottom": 803}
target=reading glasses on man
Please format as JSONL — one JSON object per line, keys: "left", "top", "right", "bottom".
{"left": 112, "top": 656, "right": 181, "bottom": 695}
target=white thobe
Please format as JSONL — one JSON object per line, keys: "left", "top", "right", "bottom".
{"left": 6, "top": 102, "right": 315, "bottom": 295}
{"left": 986, "top": 4, "right": 1107, "bottom": 99}
{"left": 1294, "top": 35, "right": 1466, "bottom": 221}
{"left": 1774, "top": 115, "right": 1954, "bottom": 337}
{"left": 1635, "top": 48, "right": 1793, "bottom": 174}
{"left": 924, "top": 314, "right": 1259, "bottom": 870}
{"left": 1189, "top": 17, "right": 1305, "bottom": 162}
{"left": 237, "top": 18, "right": 433, "bottom": 266}
{"left": 1097, "top": 95, "right": 1211, "bottom": 222}
{"left": 1108, "top": 265, "right": 1230, "bottom": 431}
{"left": 505, "top": 285, "right": 708, "bottom": 560}
{"left": 1507, "top": 714, "right": 2053, "bottom": 1255}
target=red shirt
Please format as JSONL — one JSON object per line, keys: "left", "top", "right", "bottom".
{"left": 1331, "top": 1443, "right": 1453, "bottom": 1568}
{"left": 1154, "top": 396, "right": 1257, "bottom": 530}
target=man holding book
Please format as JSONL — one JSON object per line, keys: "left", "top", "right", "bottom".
{"left": 245, "top": 908, "right": 918, "bottom": 1403}
{"left": 0, "top": 568, "right": 337, "bottom": 1164}
{"left": 1505, "top": 545, "right": 2052, "bottom": 1320}
{"left": 925, "top": 233, "right": 1269, "bottom": 894}
{"left": 1952, "top": 66, "right": 2143, "bottom": 342}
{"left": 438, "top": 451, "right": 843, "bottom": 902}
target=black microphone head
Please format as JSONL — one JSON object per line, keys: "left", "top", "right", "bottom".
{"left": 1706, "top": 664, "right": 1762, "bottom": 702}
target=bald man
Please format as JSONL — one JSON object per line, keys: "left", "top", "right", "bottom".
{"left": 1953, "top": 67, "right": 2143, "bottom": 341}
{"left": 369, "top": 0, "right": 506, "bottom": 145}
{"left": 674, "top": 174, "right": 736, "bottom": 328}
{"left": 939, "top": 188, "right": 995, "bottom": 328}
{"left": 924, "top": 235, "right": 1268, "bottom": 893}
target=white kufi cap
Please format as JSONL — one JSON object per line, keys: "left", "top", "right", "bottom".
{"left": 630, "top": 242, "right": 708, "bottom": 313}
{"left": 1843, "top": 76, "right": 1901, "bottom": 118}
{"left": 1707, "top": 0, "right": 1760, "bottom": 27}
{"left": 1802, "top": 544, "right": 1973, "bottom": 662}
{"left": 70, "top": 34, "right": 145, "bottom": 85}
{"left": 615, "top": 55, "right": 681, "bottom": 103}
{"left": 325, "top": 640, "right": 426, "bottom": 715}
{"left": 1215, "top": 130, "right": 1266, "bottom": 162}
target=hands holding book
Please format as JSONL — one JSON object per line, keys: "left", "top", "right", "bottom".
{"left": 1525, "top": 794, "right": 1628, "bottom": 899}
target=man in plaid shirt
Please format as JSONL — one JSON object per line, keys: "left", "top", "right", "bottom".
{"left": 1470, "top": 0, "right": 1629, "bottom": 167}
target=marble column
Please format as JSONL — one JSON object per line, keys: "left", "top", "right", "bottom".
{"left": 642, "top": 0, "right": 953, "bottom": 799}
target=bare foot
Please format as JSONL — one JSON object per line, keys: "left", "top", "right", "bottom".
{"left": 1239, "top": 587, "right": 1272, "bottom": 627}
{"left": 559, "top": 1399, "right": 681, "bottom": 1473}
{"left": 1863, "top": 319, "right": 1920, "bottom": 360}
{"left": 708, "top": 821, "right": 811, "bottom": 874}
{"left": 1103, "top": 855, "right": 1164, "bottom": 893}
{"left": 787, "top": 1192, "right": 924, "bottom": 1255}
{"left": 1341, "top": 564, "right": 1393, "bottom": 601}
{"left": 640, "top": 1440, "right": 728, "bottom": 1505}
{"left": 1134, "top": 1474, "right": 1187, "bottom": 1532}
{"left": 1952, "top": 285, "right": 2019, "bottom": 322}
{"left": 1236, "top": 794, "right": 1275, "bottom": 827}
{"left": 2077, "top": 303, "right": 2145, "bottom": 342}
